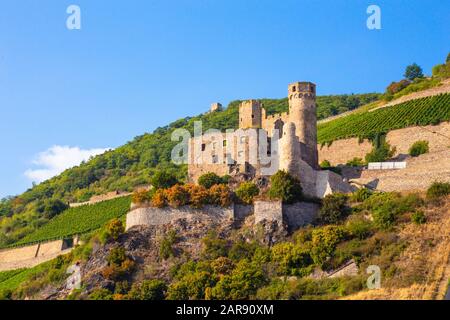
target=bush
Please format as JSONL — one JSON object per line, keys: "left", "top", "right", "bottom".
{"left": 89, "top": 288, "right": 113, "bottom": 300}
{"left": 132, "top": 189, "right": 152, "bottom": 204}
{"left": 211, "top": 257, "right": 235, "bottom": 276}
{"left": 37, "top": 199, "right": 69, "bottom": 219}
{"left": 372, "top": 202, "right": 399, "bottom": 230}
{"left": 365, "top": 142, "right": 396, "bottom": 163}
{"left": 268, "top": 170, "right": 303, "bottom": 204}
{"left": 160, "top": 230, "right": 178, "bottom": 260}
{"left": 318, "top": 194, "right": 350, "bottom": 224}
{"left": 166, "top": 185, "right": 190, "bottom": 208}
{"left": 409, "top": 140, "right": 429, "bottom": 157}
{"left": 211, "top": 260, "right": 267, "bottom": 300}
{"left": 345, "top": 215, "right": 374, "bottom": 240}
{"left": 150, "top": 171, "right": 178, "bottom": 190}
{"left": 127, "top": 280, "right": 167, "bottom": 300}
{"left": 235, "top": 182, "right": 259, "bottom": 204}
{"left": 209, "top": 184, "right": 233, "bottom": 207}
{"left": 151, "top": 189, "right": 167, "bottom": 208}
{"left": 426, "top": 182, "right": 450, "bottom": 200}
{"left": 320, "top": 160, "right": 331, "bottom": 168}
{"left": 103, "top": 247, "right": 135, "bottom": 281}
{"left": 411, "top": 211, "right": 426, "bottom": 225}
{"left": 103, "top": 218, "right": 125, "bottom": 242}
{"left": 351, "top": 188, "right": 373, "bottom": 202}
{"left": 346, "top": 157, "right": 364, "bottom": 167}
{"left": 186, "top": 184, "right": 210, "bottom": 208}
{"left": 386, "top": 79, "right": 410, "bottom": 95}
{"left": 271, "top": 242, "right": 313, "bottom": 276}
{"left": 198, "top": 173, "right": 226, "bottom": 189}
{"left": 202, "top": 231, "right": 229, "bottom": 260}
{"left": 311, "top": 226, "right": 347, "bottom": 266}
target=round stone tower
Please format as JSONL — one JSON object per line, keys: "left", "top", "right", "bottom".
{"left": 287, "top": 82, "right": 318, "bottom": 169}
{"left": 279, "top": 122, "right": 301, "bottom": 177}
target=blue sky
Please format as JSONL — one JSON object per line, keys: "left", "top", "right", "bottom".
{"left": 0, "top": 0, "right": 448, "bottom": 198}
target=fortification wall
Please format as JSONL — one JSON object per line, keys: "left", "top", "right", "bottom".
{"left": 70, "top": 191, "right": 131, "bottom": 208}
{"left": 318, "top": 122, "right": 450, "bottom": 166}
{"left": 126, "top": 205, "right": 235, "bottom": 230}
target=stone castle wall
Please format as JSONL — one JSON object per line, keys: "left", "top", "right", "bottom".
{"left": 126, "top": 200, "right": 319, "bottom": 231}
{"left": 318, "top": 122, "right": 450, "bottom": 166}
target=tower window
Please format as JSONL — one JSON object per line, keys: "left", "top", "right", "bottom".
{"left": 292, "top": 86, "right": 296, "bottom": 92}
{"left": 251, "top": 114, "right": 254, "bottom": 119}
{"left": 201, "top": 144, "right": 206, "bottom": 151}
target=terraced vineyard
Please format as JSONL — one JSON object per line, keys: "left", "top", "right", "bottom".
{"left": 12, "top": 196, "right": 131, "bottom": 247}
{"left": 317, "top": 93, "right": 450, "bottom": 144}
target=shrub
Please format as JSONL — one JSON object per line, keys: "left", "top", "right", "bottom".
{"left": 268, "top": 170, "right": 303, "bottom": 204}
{"left": 150, "top": 171, "right": 178, "bottom": 190}
{"left": 365, "top": 142, "right": 396, "bottom": 163}
{"left": 211, "top": 257, "right": 235, "bottom": 276}
{"left": 186, "top": 184, "right": 210, "bottom": 208}
{"left": 318, "top": 194, "right": 350, "bottom": 224}
{"left": 151, "top": 189, "right": 167, "bottom": 208}
{"left": 198, "top": 172, "right": 226, "bottom": 189}
{"left": 128, "top": 280, "right": 167, "bottom": 300}
{"left": 211, "top": 260, "right": 267, "bottom": 300}
{"left": 351, "top": 188, "right": 373, "bottom": 202}
{"left": 202, "top": 231, "right": 229, "bottom": 260}
{"left": 160, "top": 230, "right": 178, "bottom": 260}
{"left": 228, "top": 241, "right": 258, "bottom": 261}
{"left": 320, "top": 160, "right": 331, "bottom": 168}
{"left": 235, "top": 182, "right": 259, "bottom": 204}
{"left": 409, "top": 140, "right": 429, "bottom": 157}
{"left": 167, "top": 270, "right": 215, "bottom": 300}
{"left": 103, "top": 218, "right": 125, "bottom": 242}
{"left": 386, "top": 79, "right": 410, "bottom": 95}
{"left": 103, "top": 247, "right": 135, "bottom": 281}
{"left": 166, "top": 185, "right": 190, "bottom": 208}
{"left": 37, "top": 199, "right": 69, "bottom": 220}
{"left": 132, "top": 189, "right": 152, "bottom": 204}
{"left": 89, "top": 288, "right": 114, "bottom": 300}
{"left": 209, "top": 184, "right": 233, "bottom": 207}
{"left": 345, "top": 215, "right": 374, "bottom": 240}
{"left": 426, "top": 182, "right": 450, "bottom": 200}
{"left": 411, "top": 211, "right": 426, "bottom": 225}
{"left": 346, "top": 157, "right": 364, "bottom": 167}
{"left": 372, "top": 202, "right": 399, "bottom": 230}
{"left": 271, "top": 242, "right": 313, "bottom": 276}
{"left": 311, "top": 226, "right": 347, "bottom": 266}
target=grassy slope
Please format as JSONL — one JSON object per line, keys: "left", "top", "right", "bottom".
{"left": 10, "top": 196, "right": 131, "bottom": 247}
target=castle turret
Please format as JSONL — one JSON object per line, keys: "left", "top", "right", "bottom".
{"left": 239, "top": 100, "right": 263, "bottom": 129}
{"left": 288, "top": 82, "right": 318, "bottom": 169}
{"left": 279, "top": 122, "right": 301, "bottom": 177}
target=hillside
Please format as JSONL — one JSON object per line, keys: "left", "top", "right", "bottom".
{"left": 0, "top": 93, "right": 379, "bottom": 248}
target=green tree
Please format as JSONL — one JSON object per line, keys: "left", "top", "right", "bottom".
{"left": 268, "top": 170, "right": 302, "bottom": 204}
{"left": 404, "top": 63, "right": 424, "bottom": 81}
{"left": 409, "top": 140, "right": 429, "bottom": 157}
{"left": 128, "top": 280, "right": 167, "bottom": 300}
{"left": 318, "top": 194, "right": 350, "bottom": 224}
{"left": 150, "top": 171, "right": 178, "bottom": 189}
{"left": 235, "top": 182, "right": 259, "bottom": 204}
{"left": 198, "top": 172, "right": 226, "bottom": 189}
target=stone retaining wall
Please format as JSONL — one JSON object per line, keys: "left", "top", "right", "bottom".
{"left": 318, "top": 122, "right": 450, "bottom": 166}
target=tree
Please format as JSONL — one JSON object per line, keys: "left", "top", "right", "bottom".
{"left": 318, "top": 194, "right": 350, "bottom": 224}
{"left": 268, "top": 170, "right": 303, "bottom": 204}
{"left": 235, "top": 182, "right": 259, "bottom": 204}
{"left": 404, "top": 63, "right": 424, "bottom": 81}
{"left": 150, "top": 170, "right": 178, "bottom": 189}
{"left": 198, "top": 172, "right": 226, "bottom": 189}
{"left": 447, "top": 52, "right": 450, "bottom": 63}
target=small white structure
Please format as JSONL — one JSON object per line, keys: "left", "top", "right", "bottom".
{"left": 368, "top": 162, "right": 407, "bottom": 170}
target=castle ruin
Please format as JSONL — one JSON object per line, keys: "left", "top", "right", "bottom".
{"left": 188, "top": 82, "right": 352, "bottom": 198}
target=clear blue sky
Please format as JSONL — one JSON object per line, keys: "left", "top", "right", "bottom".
{"left": 0, "top": 0, "right": 448, "bottom": 198}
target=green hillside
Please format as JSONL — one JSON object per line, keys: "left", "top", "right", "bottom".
{"left": 318, "top": 93, "right": 450, "bottom": 144}
{"left": 9, "top": 197, "right": 131, "bottom": 247}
